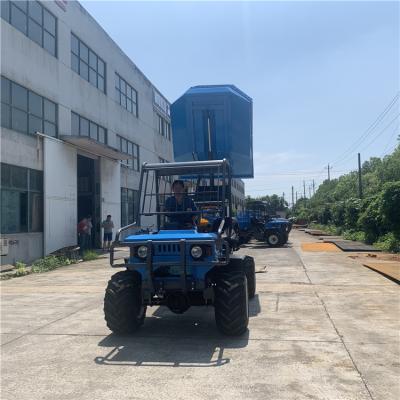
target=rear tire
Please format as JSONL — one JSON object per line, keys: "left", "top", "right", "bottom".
{"left": 104, "top": 270, "right": 146, "bottom": 334}
{"left": 266, "top": 231, "right": 281, "bottom": 247}
{"left": 214, "top": 271, "right": 249, "bottom": 336}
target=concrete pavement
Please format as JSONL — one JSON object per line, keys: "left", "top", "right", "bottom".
{"left": 1, "top": 230, "right": 399, "bottom": 400}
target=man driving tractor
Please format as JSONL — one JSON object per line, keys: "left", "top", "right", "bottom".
{"left": 164, "top": 179, "right": 197, "bottom": 229}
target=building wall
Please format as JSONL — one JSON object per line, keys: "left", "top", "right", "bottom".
{"left": 43, "top": 136, "right": 77, "bottom": 255}
{"left": 1, "top": 1, "right": 173, "bottom": 264}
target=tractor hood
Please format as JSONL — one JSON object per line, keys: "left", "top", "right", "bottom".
{"left": 124, "top": 230, "right": 217, "bottom": 243}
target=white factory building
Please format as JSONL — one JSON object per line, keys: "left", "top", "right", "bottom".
{"left": 0, "top": 1, "right": 245, "bottom": 265}
{"left": 1, "top": 0, "right": 173, "bottom": 264}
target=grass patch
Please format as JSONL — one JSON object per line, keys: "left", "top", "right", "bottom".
{"left": 82, "top": 250, "right": 99, "bottom": 261}
{"left": 31, "top": 255, "right": 73, "bottom": 273}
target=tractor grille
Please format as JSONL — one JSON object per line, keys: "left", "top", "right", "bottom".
{"left": 155, "top": 243, "right": 180, "bottom": 255}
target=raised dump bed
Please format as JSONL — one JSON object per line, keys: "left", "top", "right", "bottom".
{"left": 171, "top": 85, "right": 253, "bottom": 178}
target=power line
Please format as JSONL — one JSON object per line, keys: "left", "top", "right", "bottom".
{"left": 328, "top": 92, "right": 400, "bottom": 166}
{"left": 380, "top": 125, "right": 399, "bottom": 157}
{"left": 334, "top": 113, "right": 400, "bottom": 168}
{"left": 359, "top": 113, "right": 400, "bottom": 152}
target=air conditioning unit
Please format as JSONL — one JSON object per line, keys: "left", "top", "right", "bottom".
{"left": 1, "top": 238, "right": 9, "bottom": 256}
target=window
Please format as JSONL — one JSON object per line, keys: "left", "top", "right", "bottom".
{"left": 1, "top": 1, "right": 57, "bottom": 56}
{"left": 71, "top": 112, "right": 107, "bottom": 144}
{"left": 159, "top": 157, "right": 172, "bottom": 183}
{"left": 157, "top": 113, "right": 171, "bottom": 140}
{"left": 117, "top": 135, "right": 139, "bottom": 171}
{"left": 115, "top": 73, "right": 138, "bottom": 117}
{"left": 71, "top": 33, "right": 106, "bottom": 92}
{"left": 121, "top": 187, "right": 139, "bottom": 227}
{"left": 1, "top": 76, "right": 57, "bottom": 136}
{"left": 1, "top": 163, "right": 43, "bottom": 234}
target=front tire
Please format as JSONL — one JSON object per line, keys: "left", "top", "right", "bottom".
{"left": 104, "top": 270, "right": 146, "bottom": 334}
{"left": 244, "top": 256, "right": 256, "bottom": 299}
{"left": 214, "top": 271, "right": 249, "bottom": 336}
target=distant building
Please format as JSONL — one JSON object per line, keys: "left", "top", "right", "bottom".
{"left": 1, "top": 1, "right": 173, "bottom": 263}
{"left": 231, "top": 179, "right": 245, "bottom": 213}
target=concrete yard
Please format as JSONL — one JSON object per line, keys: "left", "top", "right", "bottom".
{"left": 1, "top": 230, "right": 399, "bottom": 400}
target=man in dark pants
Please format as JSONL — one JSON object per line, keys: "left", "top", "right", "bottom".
{"left": 164, "top": 180, "right": 197, "bottom": 229}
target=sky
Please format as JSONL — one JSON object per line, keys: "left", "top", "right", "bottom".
{"left": 82, "top": 0, "right": 399, "bottom": 202}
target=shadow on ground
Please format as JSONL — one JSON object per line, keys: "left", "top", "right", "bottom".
{"left": 241, "top": 242, "right": 293, "bottom": 249}
{"left": 94, "top": 296, "right": 261, "bottom": 368}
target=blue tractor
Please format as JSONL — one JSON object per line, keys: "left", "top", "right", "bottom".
{"left": 105, "top": 159, "right": 256, "bottom": 336}
{"left": 237, "top": 201, "right": 291, "bottom": 247}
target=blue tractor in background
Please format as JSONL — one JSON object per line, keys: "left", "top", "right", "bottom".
{"left": 105, "top": 85, "right": 256, "bottom": 336}
{"left": 237, "top": 201, "right": 291, "bottom": 247}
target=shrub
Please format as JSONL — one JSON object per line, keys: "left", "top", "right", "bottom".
{"left": 309, "top": 223, "right": 341, "bottom": 235}
{"left": 331, "top": 202, "right": 345, "bottom": 226}
{"left": 374, "top": 233, "right": 400, "bottom": 253}
{"left": 82, "top": 250, "right": 98, "bottom": 261}
{"left": 358, "top": 195, "right": 382, "bottom": 243}
{"left": 31, "top": 255, "right": 72, "bottom": 273}
{"left": 342, "top": 230, "right": 366, "bottom": 242}
{"left": 343, "top": 198, "right": 362, "bottom": 229}
{"left": 14, "top": 261, "right": 29, "bottom": 277}
{"left": 380, "top": 182, "right": 400, "bottom": 235}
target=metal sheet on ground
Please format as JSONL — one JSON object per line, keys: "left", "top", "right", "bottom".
{"left": 362, "top": 262, "right": 400, "bottom": 284}
{"left": 325, "top": 240, "right": 381, "bottom": 252}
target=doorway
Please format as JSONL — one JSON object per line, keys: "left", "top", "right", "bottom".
{"left": 77, "top": 154, "right": 100, "bottom": 248}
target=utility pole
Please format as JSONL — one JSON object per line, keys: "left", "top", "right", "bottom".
{"left": 303, "top": 180, "right": 306, "bottom": 198}
{"left": 358, "top": 153, "right": 363, "bottom": 199}
{"left": 282, "top": 192, "right": 285, "bottom": 203}
{"left": 327, "top": 164, "right": 331, "bottom": 181}
{"left": 295, "top": 191, "right": 298, "bottom": 203}
{"left": 291, "top": 186, "right": 294, "bottom": 208}
{"left": 312, "top": 179, "right": 315, "bottom": 195}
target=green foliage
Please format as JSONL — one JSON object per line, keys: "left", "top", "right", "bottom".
{"left": 342, "top": 230, "right": 366, "bottom": 242}
{"left": 15, "top": 262, "right": 28, "bottom": 277}
{"left": 380, "top": 181, "right": 400, "bottom": 234}
{"left": 292, "top": 145, "right": 400, "bottom": 251}
{"left": 82, "top": 250, "right": 98, "bottom": 261}
{"left": 374, "top": 233, "right": 400, "bottom": 253}
{"left": 31, "top": 255, "right": 72, "bottom": 273}
{"left": 309, "top": 223, "right": 342, "bottom": 235}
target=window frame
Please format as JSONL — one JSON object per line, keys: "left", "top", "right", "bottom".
{"left": 117, "top": 135, "right": 140, "bottom": 171}
{"left": 115, "top": 73, "right": 138, "bottom": 117}
{"left": 120, "top": 187, "right": 139, "bottom": 227}
{"left": 71, "top": 111, "right": 108, "bottom": 145}
{"left": 0, "top": 163, "right": 44, "bottom": 234}
{"left": 1, "top": 76, "right": 58, "bottom": 137}
{"left": 71, "top": 32, "right": 106, "bottom": 93}
{"left": 1, "top": 1, "right": 57, "bottom": 57}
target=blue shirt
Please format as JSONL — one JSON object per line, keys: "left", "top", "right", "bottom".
{"left": 165, "top": 196, "right": 197, "bottom": 226}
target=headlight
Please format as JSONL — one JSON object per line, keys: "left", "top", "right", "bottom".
{"left": 190, "top": 245, "right": 203, "bottom": 259}
{"left": 137, "top": 245, "right": 148, "bottom": 259}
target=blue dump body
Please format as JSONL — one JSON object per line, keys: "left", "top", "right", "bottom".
{"left": 171, "top": 85, "right": 254, "bottom": 178}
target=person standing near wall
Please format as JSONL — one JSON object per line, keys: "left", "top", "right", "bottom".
{"left": 77, "top": 217, "right": 89, "bottom": 255}
{"left": 101, "top": 215, "right": 114, "bottom": 251}
{"left": 86, "top": 215, "right": 93, "bottom": 249}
